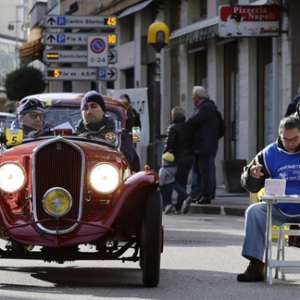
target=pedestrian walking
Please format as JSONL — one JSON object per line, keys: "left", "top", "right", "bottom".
{"left": 159, "top": 106, "right": 193, "bottom": 214}
{"left": 159, "top": 152, "right": 177, "bottom": 214}
{"left": 181, "top": 86, "right": 221, "bottom": 213}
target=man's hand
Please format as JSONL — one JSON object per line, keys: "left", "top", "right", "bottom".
{"left": 250, "top": 164, "right": 264, "bottom": 179}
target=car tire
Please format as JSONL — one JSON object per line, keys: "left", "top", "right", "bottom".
{"left": 140, "top": 190, "right": 162, "bottom": 287}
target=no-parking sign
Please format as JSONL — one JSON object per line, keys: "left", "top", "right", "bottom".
{"left": 87, "top": 36, "right": 108, "bottom": 67}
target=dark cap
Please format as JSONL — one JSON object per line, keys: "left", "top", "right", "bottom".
{"left": 17, "top": 98, "right": 45, "bottom": 115}
{"left": 81, "top": 90, "right": 106, "bottom": 111}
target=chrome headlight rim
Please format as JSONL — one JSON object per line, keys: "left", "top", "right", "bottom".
{"left": 89, "top": 162, "right": 120, "bottom": 194}
{"left": 42, "top": 187, "right": 73, "bottom": 218}
{"left": 0, "top": 161, "right": 26, "bottom": 193}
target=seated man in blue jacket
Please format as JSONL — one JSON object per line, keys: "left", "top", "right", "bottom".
{"left": 238, "top": 115, "right": 300, "bottom": 282}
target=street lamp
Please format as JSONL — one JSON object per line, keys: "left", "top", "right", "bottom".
{"left": 147, "top": 21, "right": 169, "bottom": 170}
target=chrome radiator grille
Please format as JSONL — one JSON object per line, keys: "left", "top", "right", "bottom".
{"left": 33, "top": 138, "right": 84, "bottom": 234}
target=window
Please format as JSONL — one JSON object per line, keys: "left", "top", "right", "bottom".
{"left": 170, "top": 0, "right": 181, "bottom": 31}
{"left": 189, "top": 0, "right": 207, "bottom": 23}
{"left": 194, "top": 49, "right": 207, "bottom": 87}
{"left": 123, "top": 68, "right": 134, "bottom": 88}
{"left": 119, "top": 15, "right": 134, "bottom": 44}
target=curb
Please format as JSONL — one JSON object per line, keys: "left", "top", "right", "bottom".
{"left": 188, "top": 204, "right": 247, "bottom": 216}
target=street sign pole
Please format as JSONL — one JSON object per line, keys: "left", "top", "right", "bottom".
{"left": 97, "top": 68, "right": 107, "bottom": 95}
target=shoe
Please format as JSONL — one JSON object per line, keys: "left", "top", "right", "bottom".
{"left": 164, "top": 204, "right": 173, "bottom": 215}
{"left": 197, "top": 197, "right": 212, "bottom": 204}
{"left": 181, "top": 197, "right": 192, "bottom": 214}
{"left": 237, "top": 259, "right": 265, "bottom": 282}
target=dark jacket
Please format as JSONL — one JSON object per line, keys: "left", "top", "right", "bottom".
{"left": 164, "top": 116, "right": 192, "bottom": 162}
{"left": 126, "top": 107, "right": 141, "bottom": 131}
{"left": 76, "top": 116, "right": 140, "bottom": 172}
{"left": 76, "top": 115, "right": 115, "bottom": 138}
{"left": 186, "top": 99, "right": 220, "bottom": 156}
{"left": 240, "top": 138, "right": 300, "bottom": 193}
{"left": 285, "top": 94, "right": 300, "bottom": 117}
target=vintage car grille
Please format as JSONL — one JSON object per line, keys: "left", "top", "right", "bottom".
{"left": 33, "top": 138, "right": 84, "bottom": 234}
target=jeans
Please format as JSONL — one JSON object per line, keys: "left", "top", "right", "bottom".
{"left": 174, "top": 156, "right": 193, "bottom": 210}
{"left": 192, "top": 155, "right": 216, "bottom": 200}
{"left": 242, "top": 202, "right": 300, "bottom": 261}
{"left": 190, "top": 160, "right": 201, "bottom": 199}
{"left": 160, "top": 182, "right": 174, "bottom": 208}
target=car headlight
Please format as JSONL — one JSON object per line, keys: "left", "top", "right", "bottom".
{"left": 42, "top": 187, "right": 72, "bottom": 218}
{"left": 90, "top": 163, "right": 120, "bottom": 194}
{"left": 0, "top": 162, "right": 26, "bottom": 193}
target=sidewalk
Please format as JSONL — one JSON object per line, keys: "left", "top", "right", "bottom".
{"left": 188, "top": 185, "right": 249, "bottom": 216}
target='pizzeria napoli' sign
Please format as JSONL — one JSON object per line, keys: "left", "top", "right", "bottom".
{"left": 218, "top": 5, "right": 280, "bottom": 37}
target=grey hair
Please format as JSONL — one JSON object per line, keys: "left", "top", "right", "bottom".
{"left": 192, "top": 86, "right": 208, "bottom": 98}
{"left": 278, "top": 115, "right": 300, "bottom": 135}
{"left": 171, "top": 106, "right": 185, "bottom": 122}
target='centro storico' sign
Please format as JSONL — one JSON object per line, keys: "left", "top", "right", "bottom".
{"left": 218, "top": 5, "right": 280, "bottom": 37}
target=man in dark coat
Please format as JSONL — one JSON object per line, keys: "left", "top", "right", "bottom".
{"left": 76, "top": 91, "right": 140, "bottom": 172}
{"left": 76, "top": 90, "right": 115, "bottom": 138}
{"left": 181, "top": 86, "right": 220, "bottom": 213}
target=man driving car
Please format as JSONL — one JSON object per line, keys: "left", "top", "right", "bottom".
{"left": 76, "top": 90, "right": 115, "bottom": 138}
{"left": 76, "top": 91, "right": 140, "bottom": 172}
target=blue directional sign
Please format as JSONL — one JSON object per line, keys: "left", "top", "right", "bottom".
{"left": 57, "top": 16, "right": 66, "bottom": 26}
{"left": 98, "top": 67, "right": 117, "bottom": 81}
{"left": 57, "top": 33, "right": 66, "bottom": 43}
{"left": 45, "top": 15, "right": 116, "bottom": 29}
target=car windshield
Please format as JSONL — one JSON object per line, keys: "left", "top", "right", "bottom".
{"left": 45, "top": 107, "right": 121, "bottom": 132}
{"left": 0, "top": 116, "right": 15, "bottom": 128}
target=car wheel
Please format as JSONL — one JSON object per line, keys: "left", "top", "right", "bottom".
{"left": 140, "top": 190, "right": 162, "bottom": 287}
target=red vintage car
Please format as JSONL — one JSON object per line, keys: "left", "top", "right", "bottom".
{"left": 0, "top": 93, "right": 163, "bottom": 287}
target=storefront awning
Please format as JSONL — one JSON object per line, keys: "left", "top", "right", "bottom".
{"left": 118, "top": 0, "right": 153, "bottom": 19}
{"left": 19, "top": 27, "right": 44, "bottom": 65}
{"left": 170, "top": 17, "right": 219, "bottom": 46}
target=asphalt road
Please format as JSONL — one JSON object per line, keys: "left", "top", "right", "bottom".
{"left": 0, "top": 214, "right": 299, "bottom": 299}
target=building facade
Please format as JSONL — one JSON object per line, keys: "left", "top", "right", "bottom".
{"left": 41, "top": 0, "right": 300, "bottom": 186}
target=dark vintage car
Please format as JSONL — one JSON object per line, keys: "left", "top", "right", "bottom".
{"left": 0, "top": 93, "right": 163, "bottom": 287}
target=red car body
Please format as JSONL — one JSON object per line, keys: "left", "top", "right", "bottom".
{"left": 0, "top": 93, "right": 163, "bottom": 287}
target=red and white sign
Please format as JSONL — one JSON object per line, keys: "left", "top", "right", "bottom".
{"left": 218, "top": 5, "right": 280, "bottom": 37}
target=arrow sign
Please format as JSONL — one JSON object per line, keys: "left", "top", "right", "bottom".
{"left": 44, "top": 32, "right": 118, "bottom": 46}
{"left": 99, "top": 67, "right": 117, "bottom": 81}
{"left": 108, "top": 49, "right": 118, "bottom": 64}
{"left": 45, "top": 15, "right": 117, "bottom": 29}
{"left": 44, "top": 32, "right": 89, "bottom": 45}
{"left": 44, "top": 50, "right": 88, "bottom": 63}
{"left": 46, "top": 67, "right": 98, "bottom": 81}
